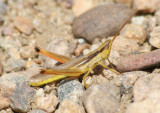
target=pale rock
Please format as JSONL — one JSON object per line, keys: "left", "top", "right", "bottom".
{"left": 108, "top": 49, "right": 121, "bottom": 66}
{"left": 0, "top": 108, "right": 13, "bottom": 113}
{"left": 111, "top": 36, "right": 140, "bottom": 55}
{"left": 149, "top": 26, "right": 160, "bottom": 48}
{"left": 20, "top": 46, "right": 37, "bottom": 59}
{"left": 72, "top": 0, "right": 94, "bottom": 16}
{"left": 82, "top": 83, "right": 120, "bottom": 113}
{"left": 91, "top": 74, "right": 109, "bottom": 86}
{"left": 126, "top": 99, "right": 160, "bottom": 113}
{"left": 148, "top": 16, "right": 157, "bottom": 32}
{"left": 126, "top": 73, "right": 160, "bottom": 113}
{"left": 131, "top": 16, "right": 149, "bottom": 29}
{"left": 36, "top": 95, "right": 59, "bottom": 113}
{"left": 139, "top": 42, "right": 152, "bottom": 53}
{"left": 14, "top": 16, "right": 34, "bottom": 35}
{"left": 55, "top": 100, "right": 85, "bottom": 113}
{"left": 133, "top": 73, "right": 160, "bottom": 102}
{"left": 133, "top": 0, "right": 160, "bottom": 13}
{"left": 36, "top": 88, "right": 45, "bottom": 97}
{"left": 8, "top": 48, "right": 21, "bottom": 59}
{"left": 120, "top": 24, "right": 146, "bottom": 44}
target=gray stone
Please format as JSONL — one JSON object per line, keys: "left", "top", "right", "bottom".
{"left": 57, "top": 80, "right": 84, "bottom": 103}
{"left": 10, "top": 85, "right": 35, "bottom": 113}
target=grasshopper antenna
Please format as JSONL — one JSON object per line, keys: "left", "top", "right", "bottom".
{"left": 112, "top": 9, "right": 138, "bottom": 42}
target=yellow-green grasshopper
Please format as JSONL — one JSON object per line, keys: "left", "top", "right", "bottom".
{"left": 30, "top": 10, "right": 137, "bottom": 87}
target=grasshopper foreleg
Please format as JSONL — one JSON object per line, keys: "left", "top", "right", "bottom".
{"left": 83, "top": 69, "right": 92, "bottom": 89}
{"left": 107, "top": 58, "right": 115, "bottom": 69}
{"left": 99, "top": 62, "right": 120, "bottom": 75}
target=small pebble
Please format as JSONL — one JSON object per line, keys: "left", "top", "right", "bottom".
{"left": 82, "top": 83, "right": 120, "bottom": 113}
{"left": 116, "top": 49, "right": 160, "bottom": 72}
{"left": 20, "top": 46, "right": 37, "bottom": 59}
{"left": 72, "top": 3, "right": 133, "bottom": 43}
{"left": 131, "top": 16, "right": 149, "bottom": 28}
{"left": 0, "top": 0, "right": 6, "bottom": 23}
{"left": 148, "top": 16, "right": 156, "bottom": 32}
{"left": 0, "top": 108, "right": 14, "bottom": 113}
{"left": 14, "top": 16, "right": 34, "bottom": 35}
{"left": 0, "top": 93, "right": 10, "bottom": 110}
{"left": 115, "top": 0, "right": 133, "bottom": 7}
{"left": 72, "top": 0, "right": 94, "bottom": 16}
{"left": 75, "top": 43, "right": 90, "bottom": 56}
{"left": 57, "top": 0, "right": 73, "bottom": 8}
{"left": 133, "top": 0, "right": 160, "bottom": 13}
{"left": 0, "top": 37, "right": 22, "bottom": 52}
{"left": 5, "top": 58, "right": 25, "bottom": 72}
{"left": 155, "top": 9, "right": 160, "bottom": 25}
{"left": 36, "top": 88, "right": 45, "bottom": 97}
{"left": 139, "top": 42, "right": 152, "bottom": 53}
{"left": 10, "top": 85, "right": 35, "bottom": 113}
{"left": 149, "top": 26, "right": 160, "bottom": 48}
{"left": 55, "top": 100, "right": 85, "bottom": 113}
{"left": 36, "top": 95, "right": 59, "bottom": 113}
{"left": 1, "top": 27, "right": 13, "bottom": 36}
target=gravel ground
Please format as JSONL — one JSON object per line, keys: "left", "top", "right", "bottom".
{"left": 1, "top": 0, "right": 160, "bottom": 113}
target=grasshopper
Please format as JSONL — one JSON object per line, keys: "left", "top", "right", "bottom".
{"left": 30, "top": 10, "right": 137, "bottom": 87}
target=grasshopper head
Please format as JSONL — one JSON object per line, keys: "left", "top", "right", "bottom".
{"left": 99, "top": 39, "right": 112, "bottom": 59}
{"left": 87, "top": 39, "right": 113, "bottom": 61}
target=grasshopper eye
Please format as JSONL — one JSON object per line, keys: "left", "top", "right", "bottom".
{"left": 104, "top": 42, "right": 110, "bottom": 49}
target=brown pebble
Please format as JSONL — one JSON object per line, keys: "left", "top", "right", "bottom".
{"left": 75, "top": 43, "right": 90, "bottom": 56}
{"left": 14, "top": 16, "right": 34, "bottom": 35}
{"left": 72, "top": 3, "right": 133, "bottom": 43}
{"left": 117, "top": 49, "right": 160, "bottom": 72}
